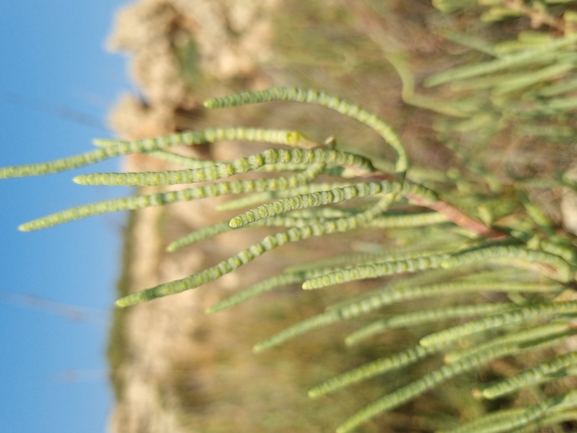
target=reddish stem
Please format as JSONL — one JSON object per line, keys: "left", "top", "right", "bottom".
{"left": 406, "top": 194, "right": 507, "bottom": 240}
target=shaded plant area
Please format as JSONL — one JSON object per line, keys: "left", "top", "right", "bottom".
{"left": 4, "top": 1, "right": 577, "bottom": 433}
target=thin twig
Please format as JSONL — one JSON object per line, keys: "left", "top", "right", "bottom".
{"left": 406, "top": 194, "right": 507, "bottom": 239}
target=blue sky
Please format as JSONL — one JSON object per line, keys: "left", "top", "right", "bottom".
{"left": 0, "top": 2, "right": 132, "bottom": 432}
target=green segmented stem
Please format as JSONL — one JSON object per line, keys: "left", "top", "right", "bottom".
{"left": 167, "top": 221, "right": 232, "bottom": 252}
{"left": 455, "top": 267, "right": 545, "bottom": 284}
{"left": 229, "top": 181, "right": 438, "bottom": 228}
{"left": 215, "top": 181, "right": 355, "bottom": 212}
{"left": 441, "top": 407, "right": 528, "bottom": 433}
{"left": 166, "top": 216, "right": 321, "bottom": 252}
{"left": 274, "top": 181, "right": 357, "bottom": 198}
{"left": 481, "top": 351, "right": 577, "bottom": 400}
{"left": 441, "top": 391, "right": 577, "bottom": 433}
{"left": 541, "top": 240, "right": 577, "bottom": 269}
{"left": 206, "top": 272, "right": 306, "bottom": 314}
{"left": 0, "top": 127, "right": 303, "bottom": 178}
{"left": 252, "top": 254, "right": 457, "bottom": 351}
{"left": 0, "top": 140, "right": 152, "bottom": 178}
{"left": 208, "top": 248, "right": 452, "bottom": 314}
{"left": 117, "top": 196, "right": 394, "bottom": 307}
{"left": 441, "top": 245, "right": 573, "bottom": 283}
{"left": 289, "top": 246, "right": 456, "bottom": 283}
{"left": 442, "top": 31, "right": 499, "bottom": 56}
{"left": 302, "top": 252, "right": 449, "bottom": 290}
{"left": 550, "top": 390, "right": 577, "bottom": 413}
{"left": 444, "top": 322, "right": 574, "bottom": 364}
{"left": 285, "top": 207, "right": 353, "bottom": 219}
{"left": 215, "top": 191, "right": 276, "bottom": 211}
{"left": 493, "top": 63, "right": 574, "bottom": 96}
{"left": 74, "top": 148, "right": 373, "bottom": 186}
{"left": 256, "top": 163, "right": 312, "bottom": 172}
{"left": 216, "top": 164, "right": 326, "bottom": 212}
{"left": 331, "top": 281, "right": 561, "bottom": 320}
{"left": 308, "top": 344, "right": 433, "bottom": 399}
{"left": 335, "top": 341, "right": 542, "bottom": 433}
{"left": 369, "top": 211, "right": 447, "bottom": 228}
{"left": 97, "top": 127, "right": 312, "bottom": 148}
{"left": 441, "top": 402, "right": 551, "bottom": 433}
{"left": 287, "top": 247, "right": 442, "bottom": 274}
{"left": 204, "top": 87, "right": 408, "bottom": 179}
{"left": 228, "top": 184, "right": 378, "bottom": 228}
{"left": 305, "top": 195, "right": 394, "bottom": 234}
{"left": 206, "top": 266, "right": 338, "bottom": 314}
{"left": 19, "top": 163, "right": 325, "bottom": 231}
{"left": 531, "top": 412, "right": 577, "bottom": 432}
{"left": 425, "top": 33, "right": 577, "bottom": 87}
{"left": 420, "top": 301, "right": 577, "bottom": 348}
{"left": 243, "top": 181, "right": 357, "bottom": 215}
{"left": 117, "top": 229, "right": 307, "bottom": 307}
{"left": 144, "top": 151, "right": 216, "bottom": 168}
{"left": 252, "top": 215, "right": 330, "bottom": 228}
{"left": 326, "top": 267, "right": 462, "bottom": 311}
{"left": 168, "top": 214, "right": 331, "bottom": 252}
{"left": 253, "top": 309, "right": 342, "bottom": 352}
{"left": 345, "top": 303, "right": 514, "bottom": 346}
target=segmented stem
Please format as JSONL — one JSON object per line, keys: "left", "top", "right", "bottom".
{"left": 144, "top": 151, "right": 216, "bottom": 168}
{"left": 336, "top": 340, "right": 546, "bottom": 433}
{"left": 444, "top": 322, "right": 574, "bottom": 364}
{"left": 229, "top": 181, "right": 438, "bottom": 228}
{"left": 117, "top": 195, "right": 394, "bottom": 308}
{"left": 309, "top": 345, "right": 433, "bottom": 398}
{"left": 0, "top": 127, "right": 305, "bottom": 178}
{"left": 167, "top": 214, "right": 329, "bottom": 253}
{"left": 480, "top": 351, "right": 577, "bottom": 400}
{"left": 167, "top": 221, "right": 232, "bottom": 252}
{"left": 420, "top": 301, "right": 577, "bottom": 348}
{"left": 369, "top": 211, "right": 447, "bottom": 228}
{"left": 345, "top": 303, "right": 514, "bottom": 346}
{"left": 74, "top": 148, "right": 373, "bottom": 186}
{"left": 206, "top": 272, "right": 308, "bottom": 314}
{"left": 204, "top": 87, "right": 408, "bottom": 178}
{"left": 441, "top": 391, "right": 577, "bottom": 433}
{"left": 302, "top": 253, "right": 449, "bottom": 290}
{"left": 19, "top": 164, "right": 325, "bottom": 231}
{"left": 331, "top": 280, "right": 560, "bottom": 321}
{"left": 441, "top": 245, "right": 573, "bottom": 282}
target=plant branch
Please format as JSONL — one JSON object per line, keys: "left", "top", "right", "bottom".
{"left": 406, "top": 194, "right": 507, "bottom": 239}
